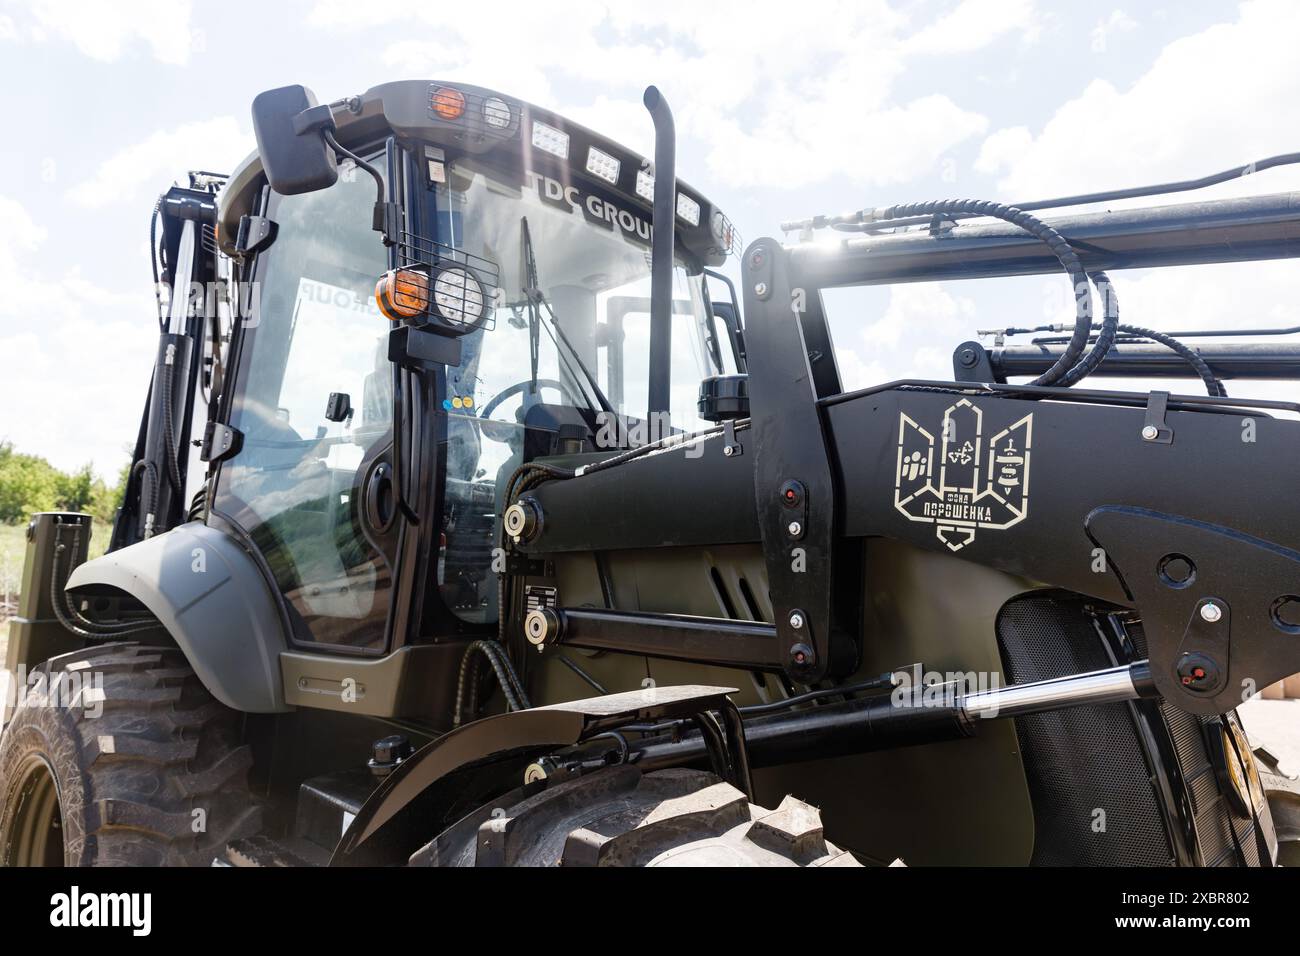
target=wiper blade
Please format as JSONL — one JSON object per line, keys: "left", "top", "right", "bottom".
{"left": 520, "top": 217, "right": 616, "bottom": 417}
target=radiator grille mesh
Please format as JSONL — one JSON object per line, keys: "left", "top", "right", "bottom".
{"left": 998, "top": 594, "right": 1174, "bottom": 866}
{"left": 998, "top": 595, "right": 1262, "bottom": 866}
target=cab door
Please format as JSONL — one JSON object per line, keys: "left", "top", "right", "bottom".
{"left": 209, "top": 154, "right": 402, "bottom": 653}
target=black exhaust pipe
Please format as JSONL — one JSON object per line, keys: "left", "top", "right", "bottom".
{"left": 643, "top": 86, "right": 675, "bottom": 416}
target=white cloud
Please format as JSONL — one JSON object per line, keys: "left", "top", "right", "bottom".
{"left": 841, "top": 283, "right": 984, "bottom": 385}
{"left": 66, "top": 117, "right": 251, "bottom": 208}
{"left": 944, "top": 0, "right": 1300, "bottom": 412}
{"left": 308, "top": 0, "right": 1029, "bottom": 190}
{"left": 833, "top": 347, "right": 892, "bottom": 393}
{"left": 1090, "top": 9, "right": 1139, "bottom": 54}
{"left": 905, "top": 0, "right": 1041, "bottom": 55}
{"left": 0, "top": 196, "right": 47, "bottom": 253}
{"left": 976, "top": 0, "right": 1300, "bottom": 202}
{"left": 973, "top": 126, "right": 1032, "bottom": 176}
{"left": 1092, "top": 260, "right": 1300, "bottom": 334}
{"left": 863, "top": 283, "right": 979, "bottom": 351}
{"left": 0, "top": 195, "right": 155, "bottom": 478}
{"left": 7, "top": 0, "right": 196, "bottom": 64}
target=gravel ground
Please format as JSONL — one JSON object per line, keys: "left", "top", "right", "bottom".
{"left": 1240, "top": 696, "right": 1300, "bottom": 782}
{"left": 1241, "top": 698, "right": 1300, "bottom": 769}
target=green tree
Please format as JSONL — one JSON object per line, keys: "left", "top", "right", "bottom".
{"left": 56, "top": 463, "right": 96, "bottom": 513}
{"left": 0, "top": 443, "right": 131, "bottom": 525}
{"left": 0, "top": 446, "right": 61, "bottom": 523}
{"left": 89, "top": 461, "right": 131, "bottom": 524}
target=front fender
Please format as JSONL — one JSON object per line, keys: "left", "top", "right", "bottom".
{"left": 66, "top": 522, "right": 290, "bottom": 713}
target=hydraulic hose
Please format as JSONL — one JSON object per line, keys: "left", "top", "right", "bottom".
{"left": 1112, "top": 323, "right": 1228, "bottom": 396}
{"left": 133, "top": 458, "right": 160, "bottom": 538}
{"left": 160, "top": 359, "right": 184, "bottom": 495}
{"left": 799, "top": 151, "right": 1300, "bottom": 235}
{"left": 1055, "top": 271, "right": 1120, "bottom": 387}
{"left": 150, "top": 196, "right": 165, "bottom": 328}
{"left": 873, "top": 201, "right": 1094, "bottom": 387}
{"left": 48, "top": 524, "right": 159, "bottom": 639}
{"left": 998, "top": 282, "right": 1222, "bottom": 395}
{"left": 453, "top": 639, "right": 531, "bottom": 727}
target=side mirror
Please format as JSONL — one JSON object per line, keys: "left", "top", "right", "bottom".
{"left": 251, "top": 85, "right": 338, "bottom": 196}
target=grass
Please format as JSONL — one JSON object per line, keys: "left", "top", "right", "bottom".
{"left": 0, "top": 522, "right": 31, "bottom": 608}
{"left": 0, "top": 515, "right": 111, "bottom": 621}
{"left": 0, "top": 519, "right": 113, "bottom": 663}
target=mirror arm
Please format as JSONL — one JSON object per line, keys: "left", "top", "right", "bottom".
{"left": 320, "top": 126, "right": 402, "bottom": 246}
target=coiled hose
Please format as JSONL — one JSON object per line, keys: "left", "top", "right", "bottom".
{"left": 1070, "top": 321, "right": 1227, "bottom": 396}
{"left": 160, "top": 362, "right": 184, "bottom": 495}
{"left": 133, "top": 458, "right": 160, "bottom": 537}
{"left": 875, "top": 200, "right": 1097, "bottom": 387}
{"left": 48, "top": 523, "right": 160, "bottom": 640}
{"left": 1055, "top": 271, "right": 1120, "bottom": 387}
{"left": 453, "top": 639, "right": 531, "bottom": 728}
{"left": 1114, "top": 323, "right": 1228, "bottom": 396}
{"left": 1005, "top": 272, "right": 1226, "bottom": 396}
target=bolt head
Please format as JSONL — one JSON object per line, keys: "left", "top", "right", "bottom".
{"left": 1176, "top": 651, "right": 1222, "bottom": 694}
{"left": 723, "top": 445, "right": 735, "bottom": 457}
{"left": 1141, "top": 425, "right": 1159, "bottom": 441}
{"left": 788, "top": 612, "right": 804, "bottom": 630}
{"left": 754, "top": 282, "right": 768, "bottom": 296}
{"left": 788, "top": 520, "right": 802, "bottom": 536}
{"left": 789, "top": 642, "right": 814, "bottom": 668}
{"left": 1200, "top": 602, "right": 1223, "bottom": 623}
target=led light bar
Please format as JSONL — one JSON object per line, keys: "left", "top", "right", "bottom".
{"left": 635, "top": 169, "right": 655, "bottom": 201}
{"left": 676, "top": 193, "right": 701, "bottom": 226}
{"left": 531, "top": 121, "right": 570, "bottom": 159}
{"left": 586, "top": 146, "right": 621, "bottom": 184}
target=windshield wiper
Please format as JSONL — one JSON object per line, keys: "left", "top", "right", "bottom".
{"left": 520, "top": 217, "right": 616, "bottom": 417}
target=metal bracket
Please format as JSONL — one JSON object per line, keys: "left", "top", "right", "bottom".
{"left": 927, "top": 214, "right": 958, "bottom": 237}
{"left": 505, "top": 553, "right": 547, "bottom": 577}
{"left": 1174, "top": 598, "right": 1230, "bottom": 696}
{"left": 1087, "top": 505, "right": 1300, "bottom": 715}
{"left": 722, "top": 419, "right": 743, "bottom": 458}
{"left": 1142, "top": 390, "right": 1174, "bottom": 444}
{"left": 741, "top": 237, "right": 853, "bottom": 683}
{"left": 953, "top": 340, "right": 997, "bottom": 384}
{"left": 200, "top": 422, "right": 242, "bottom": 464}
{"left": 234, "top": 214, "right": 277, "bottom": 256}
{"left": 389, "top": 325, "right": 463, "bottom": 371}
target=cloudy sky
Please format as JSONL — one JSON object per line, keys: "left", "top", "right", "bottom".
{"left": 1, "top": 0, "right": 1298, "bottom": 478}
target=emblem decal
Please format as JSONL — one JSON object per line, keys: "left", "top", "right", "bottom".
{"left": 894, "top": 399, "right": 1033, "bottom": 552}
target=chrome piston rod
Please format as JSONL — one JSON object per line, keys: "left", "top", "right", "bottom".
{"left": 960, "top": 659, "right": 1155, "bottom": 720}
{"left": 629, "top": 660, "right": 1158, "bottom": 772}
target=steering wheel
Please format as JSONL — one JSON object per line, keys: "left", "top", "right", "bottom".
{"left": 477, "top": 379, "right": 583, "bottom": 443}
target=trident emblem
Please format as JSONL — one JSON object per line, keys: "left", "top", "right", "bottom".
{"left": 893, "top": 399, "right": 1033, "bottom": 552}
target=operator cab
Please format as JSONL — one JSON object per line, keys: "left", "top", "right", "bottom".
{"left": 212, "top": 81, "right": 744, "bottom": 652}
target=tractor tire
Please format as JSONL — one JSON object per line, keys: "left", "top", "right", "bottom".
{"left": 412, "top": 765, "right": 861, "bottom": 867}
{"left": 0, "top": 643, "right": 262, "bottom": 866}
